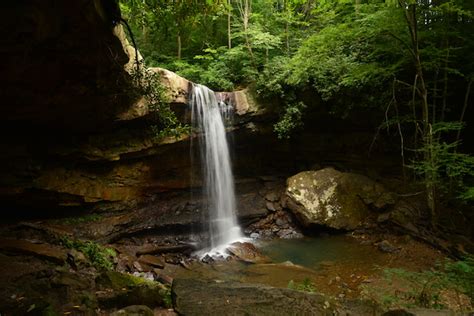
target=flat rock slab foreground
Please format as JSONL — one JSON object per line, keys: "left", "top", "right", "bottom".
{"left": 171, "top": 278, "right": 381, "bottom": 316}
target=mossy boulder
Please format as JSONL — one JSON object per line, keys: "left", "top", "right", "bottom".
{"left": 96, "top": 271, "right": 170, "bottom": 309}
{"left": 286, "top": 168, "right": 396, "bottom": 230}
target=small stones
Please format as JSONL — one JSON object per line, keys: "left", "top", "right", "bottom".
{"left": 245, "top": 210, "right": 303, "bottom": 240}
{"left": 111, "top": 305, "right": 154, "bottom": 316}
{"left": 201, "top": 254, "right": 214, "bottom": 264}
{"left": 227, "top": 242, "right": 271, "bottom": 264}
{"left": 250, "top": 232, "right": 260, "bottom": 239}
{"left": 377, "top": 240, "right": 399, "bottom": 253}
{"left": 265, "top": 192, "right": 279, "bottom": 202}
{"left": 377, "top": 212, "right": 391, "bottom": 223}
{"left": 266, "top": 202, "right": 277, "bottom": 212}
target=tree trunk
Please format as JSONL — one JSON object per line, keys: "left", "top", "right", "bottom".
{"left": 455, "top": 79, "right": 473, "bottom": 144}
{"left": 285, "top": 0, "right": 289, "bottom": 54}
{"left": 237, "top": 0, "right": 255, "bottom": 65}
{"left": 440, "top": 45, "right": 450, "bottom": 122}
{"left": 400, "top": 0, "right": 436, "bottom": 224}
{"left": 228, "top": 0, "right": 232, "bottom": 49}
{"left": 177, "top": 33, "right": 182, "bottom": 59}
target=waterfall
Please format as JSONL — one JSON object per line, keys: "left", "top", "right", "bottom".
{"left": 190, "top": 84, "right": 242, "bottom": 251}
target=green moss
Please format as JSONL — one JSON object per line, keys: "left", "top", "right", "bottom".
{"left": 60, "top": 237, "right": 116, "bottom": 270}
{"left": 57, "top": 214, "right": 103, "bottom": 225}
{"left": 96, "top": 271, "right": 172, "bottom": 308}
{"left": 361, "top": 256, "right": 474, "bottom": 309}
{"left": 96, "top": 271, "right": 151, "bottom": 290}
{"left": 287, "top": 278, "right": 316, "bottom": 293}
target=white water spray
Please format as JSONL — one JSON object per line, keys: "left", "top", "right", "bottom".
{"left": 190, "top": 84, "right": 243, "bottom": 252}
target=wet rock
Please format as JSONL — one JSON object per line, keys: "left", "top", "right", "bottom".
{"left": 111, "top": 305, "right": 154, "bottom": 316}
{"left": 246, "top": 210, "right": 302, "bottom": 240}
{"left": 67, "top": 249, "right": 87, "bottom": 265}
{"left": 0, "top": 238, "right": 67, "bottom": 264}
{"left": 51, "top": 270, "right": 91, "bottom": 289}
{"left": 286, "top": 168, "right": 395, "bottom": 230}
{"left": 227, "top": 242, "right": 271, "bottom": 264}
{"left": 277, "top": 229, "right": 303, "bottom": 239}
{"left": 275, "top": 218, "right": 287, "bottom": 227}
{"left": 265, "top": 192, "right": 279, "bottom": 202}
{"left": 153, "top": 308, "right": 178, "bottom": 316}
{"left": 156, "top": 274, "right": 173, "bottom": 285}
{"left": 135, "top": 244, "right": 195, "bottom": 256}
{"left": 377, "top": 240, "right": 399, "bottom": 253}
{"left": 250, "top": 232, "right": 260, "bottom": 239}
{"left": 201, "top": 254, "right": 214, "bottom": 264}
{"left": 116, "top": 253, "right": 136, "bottom": 272}
{"left": 388, "top": 199, "right": 424, "bottom": 235}
{"left": 162, "top": 253, "right": 185, "bottom": 265}
{"left": 133, "top": 261, "right": 146, "bottom": 272}
{"left": 266, "top": 201, "right": 277, "bottom": 212}
{"left": 237, "top": 192, "right": 269, "bottom": 221}
{"left": 172, "top": 278, "right": 381, "bottom": 316}
{"left": 96, "top": 271, "right": 169, "bottom": 309}
{"left": 132, "top": 272, "right": 155, "bottom": 282}
{"left": 377, "top": 212, "right": 391, "bottom": 223}
{"left": 138, "top": 255, "right": 165, "bottom": 269}
{"left": 382, "top": 310, "right": 416, "bottom": 316}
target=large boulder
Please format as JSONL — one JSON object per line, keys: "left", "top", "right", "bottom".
{"left": 285, "top": 168, "right": 396, "bottom": 230}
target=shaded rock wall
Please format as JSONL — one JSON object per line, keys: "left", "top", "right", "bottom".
{"left": 0, "top": 0, "right": 400, "bottom": 223}
{"left": 0, "top": 0, "right": 143, "bottom": 216}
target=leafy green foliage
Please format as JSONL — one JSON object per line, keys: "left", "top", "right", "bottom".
{"left": 287, "top": 278, "right": 316, "bottom": 293}
{"left": 274, "top": 101, "right": 306, "bottom": 139}
{"left": 129, "top": 67, "right": 189, "bottom": 139}
{"left": 361, "top": 256, "right": 474, "bottom": 310}
{"left": 410, "top": 122, "right": 474, "bottom": 199}
{"left": 60, "top": 237, "right": 116, "bottom": 271}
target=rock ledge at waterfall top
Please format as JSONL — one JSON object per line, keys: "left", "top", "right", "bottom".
{"left": 148, "top": 67, "right": 260, "bottom": 117}
{"left": 285, "top": 168, "right": 397, "bottom": 230}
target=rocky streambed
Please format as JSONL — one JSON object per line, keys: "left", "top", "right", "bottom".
{"left": 0, "top": 167, "right": 472, "bottom": 315}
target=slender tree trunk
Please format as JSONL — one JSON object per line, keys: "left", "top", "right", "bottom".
{"left": 284, "top": 0, "right": 290, "bottom": 55}
{"left": 440, "top": 45, "right": 450, "bottom": 122}
{"left": 432, "top": 68, "right": 439, "bottom": 124}
{"left": 455, "top": 79, "right": 473, "bottom": 143}
{"left": 237, "top": 0, "right": 255, "bottom": 65}
{"left": 228, "top": 0, "right": 232, "bottom": 49}
{"left": 412, "top": 74, "right": 419, "bottom": 153}
{"left": 177, "top": 33, "right": 181, "bottom": 59}
{"left": 141, "top": 0, "right": 147, "bottom": 44}
{"left": 400, "top": 0, "right": 436, "bottom": 224}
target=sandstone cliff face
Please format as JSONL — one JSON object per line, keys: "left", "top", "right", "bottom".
{"left": 0, "top": 0, "right": 150, "bottom": 215}
{"left": 0, "top": 0, "right": 265, "bottom": 218}
{"left": 0, "top": 0, "right": 397, "bottom": 224}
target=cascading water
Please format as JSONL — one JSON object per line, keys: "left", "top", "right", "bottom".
{"left": 190, "top": 84, "right": 243, "bottom": 253}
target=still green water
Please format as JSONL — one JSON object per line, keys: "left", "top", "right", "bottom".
{"left": 258, "top": 235, "right": 379, "bottom": 269}
{"left": 177, "top": 235, "right": 385, "bottom": 289}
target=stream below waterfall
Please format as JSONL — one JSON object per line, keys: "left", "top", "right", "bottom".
{"left": 170, "top": 234, "right": 444, "bottom": 300}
